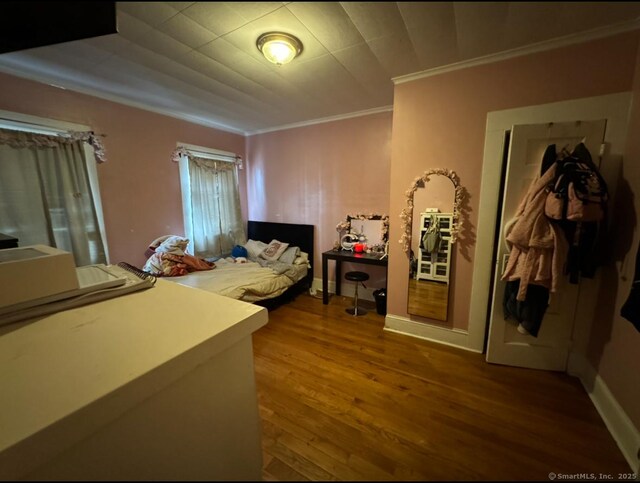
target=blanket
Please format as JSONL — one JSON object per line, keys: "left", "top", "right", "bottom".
{"left": 142, "top": 234, "right": 216, "bottom": 277}
{"left": 171, "top": 258, "right": 307, "bottom": 302}
{"left": 254, "top": 257, "right": 300, "bottom": 279}
{"left": 143, "top": 252, "right": 215, "bottom": 277}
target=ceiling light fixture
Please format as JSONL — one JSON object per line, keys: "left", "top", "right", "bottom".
{"left": 257, "top": 32, "right": 303, "bottom": 65}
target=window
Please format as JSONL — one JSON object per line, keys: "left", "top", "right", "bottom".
{"left": 177, "top": 143, "right": 245, "bottom": 258}
{"left": 0, "top": 110, "right": 108, "bottom": 266}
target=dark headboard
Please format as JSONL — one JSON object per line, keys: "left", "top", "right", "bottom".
{"left": 247, "top": 220, "right": 314, "bottom": 286}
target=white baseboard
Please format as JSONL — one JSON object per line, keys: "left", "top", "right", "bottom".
{"left": 383, "top": 314, "right": 480, "bottom": 353}
{"left": 307, "top": 284, "right": 637, "bottom": 472}
{"left": 568, "top": 353, "right": 640, "bottom": 474}
{"left": 311, "top": 280, "right": 481, "bottom": 353}
{"left": 311, "top": 277, "right": 376, "bottom": 302}
{"left": 311, "top": 280, "right": 475, "bottom": 353}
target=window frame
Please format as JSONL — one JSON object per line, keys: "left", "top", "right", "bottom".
{"left": 176, "top": 142, "right": 241, "bottom": 256}
{"left": 0, "top": 109, "right": 110, "bottom": 262}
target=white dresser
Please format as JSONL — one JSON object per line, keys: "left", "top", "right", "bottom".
{"left": 0, "top": 279, "right": 268, "bottom": 481}
{"left": 416, "top": 212, "right": 453, "bottom": 282}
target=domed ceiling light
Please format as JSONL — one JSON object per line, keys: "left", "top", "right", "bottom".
{"left": 257, "top": 32, "right": 303, "bottom": 65}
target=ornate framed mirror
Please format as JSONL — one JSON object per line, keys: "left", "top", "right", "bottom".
{"left": 336, "top": 213, "right": 389, "bottom": 253}
{"left": 399, "top": 169, "right": 465, "bottom": 321}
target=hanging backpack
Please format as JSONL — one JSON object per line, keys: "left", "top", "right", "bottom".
{"left": 544, "top": 144, "right": 608, "bottom": 222}
{"left": 421, "top": 215, "right": 441, "bottom": 253}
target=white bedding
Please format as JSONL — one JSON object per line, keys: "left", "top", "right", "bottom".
{"left": 170, "top": 257, "right": 308, "bottom": 302}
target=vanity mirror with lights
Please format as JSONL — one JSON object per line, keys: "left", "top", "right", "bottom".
{"left": 400, "top": 169, "right": 464, "bottom": 321}
{"left": 336, "top": 213, "right": 389, "bottom": 253}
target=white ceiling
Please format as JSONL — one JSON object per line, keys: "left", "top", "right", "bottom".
{"left": 1, "top": 2, "right": 640, "bottom": 135}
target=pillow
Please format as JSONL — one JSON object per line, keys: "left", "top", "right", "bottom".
{"left": 244, "top": 239, "right": 267, "bottom": 261}
{"left": 147, "top": 234, "right": 188, "bottom": 257}
{"left": 278, "top": 246, "right": 300, "bottom": 265}
{"left": 293, "top": 251, "right": 309, "bottom": 265}
{"left": 155, "top": 235, "right": 189, "bottom": 256}
{"left": 148, "top": 235, "right": 173, "bottom": 251}
{"left": 260, "top": 239, "right": 289, "bottom": 261}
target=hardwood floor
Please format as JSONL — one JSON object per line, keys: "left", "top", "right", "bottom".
{"left": 253, "top": 293, "right": 630, "bottom": 481}
{"left": 407, "top": 278, "right": 449, "bottom": 320}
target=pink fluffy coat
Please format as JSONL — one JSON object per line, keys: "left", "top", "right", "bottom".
{"left": 501, "top": 164, "right": 568, "bottom": 301}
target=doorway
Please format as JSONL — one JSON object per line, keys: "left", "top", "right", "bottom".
{"left": 466, "top": 92, "right": 631, "bottom": 358}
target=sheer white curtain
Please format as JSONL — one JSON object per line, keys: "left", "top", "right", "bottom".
{"left": 0, "top": 131, "right": 106, "bottom": 266}
{"left": 186, "top": 156, "right": 244, "bottom": 258}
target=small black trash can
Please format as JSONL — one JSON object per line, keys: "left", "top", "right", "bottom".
{"left": 373, "top": 288, "right": 387, "bottom": 316}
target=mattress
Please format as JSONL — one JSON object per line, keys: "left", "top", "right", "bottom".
{"left": 170, "top": 257, "right": 308, "bottom": 302}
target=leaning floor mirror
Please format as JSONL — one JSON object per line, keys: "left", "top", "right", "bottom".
{"left": 400, "top": 169, "right": 464, "bottom": 321}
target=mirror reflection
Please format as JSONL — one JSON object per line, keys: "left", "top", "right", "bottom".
{"left": 407, "top": 175, "right": 455, "bottom": 321}
{"left": 336, "top": 214, "right": 389, "bottom": 254}
{"left": 349, "top": 218, "right": 383, "bottom": 251}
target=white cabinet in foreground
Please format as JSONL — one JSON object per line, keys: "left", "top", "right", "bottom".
{"left": 0, "top": 279, "right": 268, "bottom": 481}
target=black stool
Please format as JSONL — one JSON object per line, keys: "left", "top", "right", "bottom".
{"left": 345, "top": 271, "right": 369, "bottom": 316}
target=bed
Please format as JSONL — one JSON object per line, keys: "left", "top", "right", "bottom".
{"left": 169, "top": 221, "right": 314, "bottom": 308}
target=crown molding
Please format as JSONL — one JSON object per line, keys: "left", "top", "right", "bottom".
{"left": 247, "top": 105, "right": 394, "bottom": 136}
{"left": 0, "top": 64, "right": 246, "bottom": 136}
{"left": 0, "top": 62, "right": 392, "bottom": 137}
{"left": 393, "top": 19, "right": 640, "bottom": 85}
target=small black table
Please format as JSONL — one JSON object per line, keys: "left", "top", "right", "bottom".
{"left": 322, "top": 249, "right": 388, "bottom": 304}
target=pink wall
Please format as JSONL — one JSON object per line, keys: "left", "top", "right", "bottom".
{"left": 584, "top": 39, "right": 640, "bottom": 428}
{"left": 0, "top": 72, "right": 246, "bottom": 268}
{"left": 246, "top": 112, "right": 392, "bottom": 289}
{"left": 389, "top": 31, "right": 640, "bottom": 333}
{"left": 1, "top": 31, "right": 637, "bottom": 433}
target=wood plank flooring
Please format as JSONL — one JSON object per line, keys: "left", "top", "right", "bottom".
{"left": 253, "top": 293, "right": 630, "bottom": 481}
{"left": 407, "top": 278, "right": 449, "bottom": 320}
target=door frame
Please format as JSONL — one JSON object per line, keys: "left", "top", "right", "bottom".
{"left": 467, "top": 92, "right": 631, "bottom": 354}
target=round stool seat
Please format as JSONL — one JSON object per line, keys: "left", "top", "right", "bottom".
{"left": 345, "top": 271, "right": 369, "bottom": 282}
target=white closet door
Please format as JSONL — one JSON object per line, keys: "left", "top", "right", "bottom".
{"left": 486, "top": 120, "right": 606, "bottom": 371}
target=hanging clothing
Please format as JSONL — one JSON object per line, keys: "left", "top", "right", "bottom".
{"left": 501, "top": 147, "right": 568, "bottom": 301}
{"left": 421, "top": 214, "right": 441, "bottom": 253}
{"left": 558, "top": 220, "right": 600, "bottom": 283}
{"left": 546, "top": 142, "right": 607, "bottom": 283}
{"left": 621, "top": 241, "right": 640, "bottom": 332}
{"left": 503, "top": 280, "right": 550, "bottom": 337}
{"left": 501, "top": 144, "right": 568, "bottom": 337}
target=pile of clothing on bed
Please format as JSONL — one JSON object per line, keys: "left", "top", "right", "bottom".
{"left": 142, "top": 235, "right": 310, "bottom": 279}
{"left": 142, "top": 235, "right": 215, "bottom": 277}
{"left": 141, "top": 235, "right": 312, "bottom": 302}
